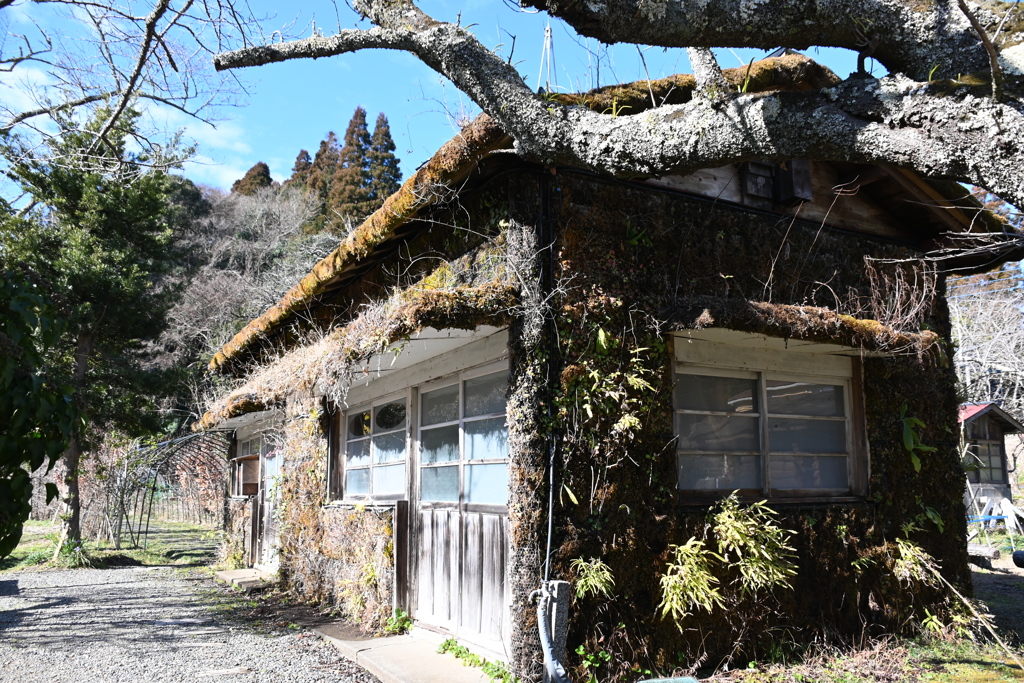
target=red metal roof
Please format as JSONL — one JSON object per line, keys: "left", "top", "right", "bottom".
{"left": 959, "top": 403, "right": 994, "bottom": 423}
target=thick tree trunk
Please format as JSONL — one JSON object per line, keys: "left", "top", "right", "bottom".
{"left": 53, "top": 332, "right": 93, "bottom": 558}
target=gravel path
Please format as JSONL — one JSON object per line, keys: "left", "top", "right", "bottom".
{"left": 0, "top": 566, "right": 381, "bottom": 683}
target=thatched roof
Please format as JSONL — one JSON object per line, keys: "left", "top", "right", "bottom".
{"left": 207, "top": 53, "right": 1007, "bottom": 375}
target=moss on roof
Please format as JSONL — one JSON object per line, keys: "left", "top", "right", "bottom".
{"left": 197, "top": 282, "right": 518, "bottom": 430}
{"left": 551, "top": 53, "right": 840, "bottom": 114}
{"left": 207, "top": 53, "right": 998, "bottom": 375}
{"left": 668, "top": 297, "right": 941, "bottom": 357}
{"left": 208, "top": 115, "right": 513, "bottom": 374}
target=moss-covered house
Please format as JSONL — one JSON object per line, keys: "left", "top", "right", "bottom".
{"left": 199, "top": 55, "right": 1022, "bottom": 681}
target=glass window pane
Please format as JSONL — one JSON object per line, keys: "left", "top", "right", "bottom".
{"left": 766, "top": 381, "right": 844, "bottom": 417}
{"left": 347, "top": 438, "right": 371, "bottom": 467}
{"left": 676, "top": 413, "right": 759, "bottom": 452}
{"left": 466, "top": 418, "right": 508, "bottom": 460}
{"left": 770, "top": 455, "right": 848, "bottom": 489}
{"left": 349, "top": 410, "right": 371, "bottom": 438}
{"left": 768, "top": 418, "right": 846, "bottom": 453}
{"left": 242, "top": 459, "right": 259, "bottom": 484}
{"left": 466, "top": 463, "right": 509, "bottom": 505}
{"left": 374, "top": 401, "right": 407, "bottom": 431}
{"left": 465, "top": 372, "right": 509, "bottom": 417}
{"left": 422, "top": 385, "right": 459, "bottom": 425}
{"left": 676, "top": 374, "right": 757, "bottom": 414}
{"left": 243, "top": 437, "right": 260, "bottom": 456}
{"left": 373, "top": 432, "right": 406, "bottom": 463}
{"left": 346, "top": 469, "right": 369, "bottom": 495}
{"left": 421, "top": 425, "right": 459, "bottom": 464}
{"left": 421, "top": 465, "right": 459, "bottom": 502}
{"left": 373, "top": 463, "right": 405, "bottom": 495}
{"left": 678, "top": 454, "right": 761, "bottom": 490}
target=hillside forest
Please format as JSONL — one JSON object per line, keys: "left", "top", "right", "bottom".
{"left": 0, "top": 106, "right": 401, "bottom": 551}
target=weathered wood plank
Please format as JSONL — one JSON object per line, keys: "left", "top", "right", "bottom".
{"left": 394, "top": 500, "right": 409, "bottom": 613}
{"left": 461, "top": 512, "right": 483, "bottom": 634}
{"left": 417, "top": 510, "right": 434, "bottom": 618}
{"left": 480, "top": 514, "right": 507, "bottom": 640}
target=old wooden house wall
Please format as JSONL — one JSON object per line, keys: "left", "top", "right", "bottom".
{"left": 537, "top": 169, "right": 969, "bottom": 678}
{"left": 217, "top": 162, "right": 969, "bottom": 680}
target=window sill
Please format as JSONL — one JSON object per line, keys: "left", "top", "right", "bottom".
{"left": 677, "top": 494, "right": 868, "bottom": 508}
{"left": 323, "top": 499, "right": 406, "bottom": 510}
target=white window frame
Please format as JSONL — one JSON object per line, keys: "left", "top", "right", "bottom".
{"left": 230, "top": 433, "right": 275, "bottom": 497}
{"left": 674, "top": 336, "right": 866, "bottom": 500}
{"left": 331, "top": 392, "right": 410, "bottom": 502}
{"left": 415, "top": 362, "right": 510, "bottom": 510}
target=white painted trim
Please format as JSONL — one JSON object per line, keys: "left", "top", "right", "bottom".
{"left": 675, "top": 334, "right": 853, "bottom": 378}
{"left": 345, "top": 330, "right": 508, "bottom": 407}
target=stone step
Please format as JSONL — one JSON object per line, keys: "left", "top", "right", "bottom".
{"left": 213, "top": 568, "right": 276, "bottom": 593}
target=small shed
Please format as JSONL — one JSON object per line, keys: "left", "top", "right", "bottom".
{"left": 960, "top": 402, "right": 1024, "bottom": 523}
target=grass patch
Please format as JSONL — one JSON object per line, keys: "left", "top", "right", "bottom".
{"left": 711, "top": 638, "right": 1024, "bottom": 682}
{"left": 0, "top": 520, "right": 222, "bottom": 572}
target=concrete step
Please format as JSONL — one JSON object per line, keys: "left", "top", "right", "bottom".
{"left": 314, "top": 623, "right": 489, "bottom": 683}
{"left": 213, "top": 568, "right": 276, "bottom": 593}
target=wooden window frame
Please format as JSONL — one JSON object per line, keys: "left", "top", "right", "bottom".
{"left": 674, "top": 347, "right": 868, "bottom": 502}
{"left": 230, "top": 434, "right": 269, "bottom": 497}
{"left": 329, "top": 392, "right": 410, "bottom": 503}
{"left": 965, "top": 439, "right": 1007, "bottom": 485}
{"left": 414, "top": 363, "right": 510, "bottom": 513}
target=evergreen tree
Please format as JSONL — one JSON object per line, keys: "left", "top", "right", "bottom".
{"left": 0, "top": 264, "right": 77, "bottom": 557}
{"left": 231, "top": 161, "right": 274, "bottom": 196}
{"left": 305, "top": 132, "right": 342, "bottom": 206}
{"left": 286, "top": 150, "right": 313, "bottom": 189}
{"left": 1, "top": 110, "right": 183, "bottom": 550}
{"left": 326, "top": 107, "right": 375, "bottom": 233}
{"left": 368, "top": 112, "right": 402, "bottom": 203}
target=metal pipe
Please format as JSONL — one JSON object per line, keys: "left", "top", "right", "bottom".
{"left": 531, "top": 585, "right": 571, "bottom": 683}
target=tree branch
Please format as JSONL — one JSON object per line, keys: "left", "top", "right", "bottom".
{"left": 214, "top": 0, "right": 1024, "bottom": 210}
{"left": 92, "top": 0, "right": 176, "bottom": 149}
{"left": 957, "top": 0, "right": 1004, "bottom": 101}
{"left": 686, "top": 47, "right": 731, "bottom": 100}
{"left": 524, "top": 0, "right": 1016, "bottom": 81}
{"left": 2, "top": 92, "right": 117, "bottom": 133}
{"left": 213, "top": 27, "right": 411, "bottom": 70}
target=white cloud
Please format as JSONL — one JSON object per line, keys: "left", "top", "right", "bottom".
{"left": 146, "top": 104, "right": 251, "bottom": 155}
{"left": 182, "top": 154, "right": 250, "bottom": 190}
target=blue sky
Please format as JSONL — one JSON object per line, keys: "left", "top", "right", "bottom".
{"left": 1, "top": 0, "right": 870, "bottom": 191}
{"left": 177, "top": 0, "right": 872, "bottom": 191}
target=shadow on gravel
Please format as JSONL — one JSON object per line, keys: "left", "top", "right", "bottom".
{"left": 0, "top": 577, "right": 212, "bottom": 647}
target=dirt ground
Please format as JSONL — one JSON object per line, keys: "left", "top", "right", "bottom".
{"left": 972, "top": 550, "right": 1024, "bottom": 642}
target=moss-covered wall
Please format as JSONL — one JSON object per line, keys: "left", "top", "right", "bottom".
{"left": 536, "top": 170, "right": 968, "bottom": 679}
{"left": 222, "top": 497, "right": 252, "bottom": 568}
{"left": 219, "top": 162, "right": 970, "bottom": 680}
{"left": 270, "top": 396, "right": 398, "bottom": 632}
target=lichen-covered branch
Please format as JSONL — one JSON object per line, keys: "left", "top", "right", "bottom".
{"left": 524, "top": 0, "right": 1023, "bottom": 82}
{"left": 214, "top": 0, "right": 1024, "bottom": 210}
{"left": 686, "top": 47, "right": 731, "bottom": 100}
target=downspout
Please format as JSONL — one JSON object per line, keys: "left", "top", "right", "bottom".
{"left": 531, "top": 584, "right": 572, "bottom": 683}
{"left": 534, "top": 170, "right": 572, "bottom": 683}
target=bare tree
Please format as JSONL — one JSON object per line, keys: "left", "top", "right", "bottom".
{"left": 213, "top": 0, "right": 1024, "bottom": 215}
{"left": 0, "top": 0, "right": 261, "bottom": 181}
{"left": 950, "top": 272, "right": 1024, "bottom": 417}
{"left": 157, "top": 183, "right": 328, "bottom": 410}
